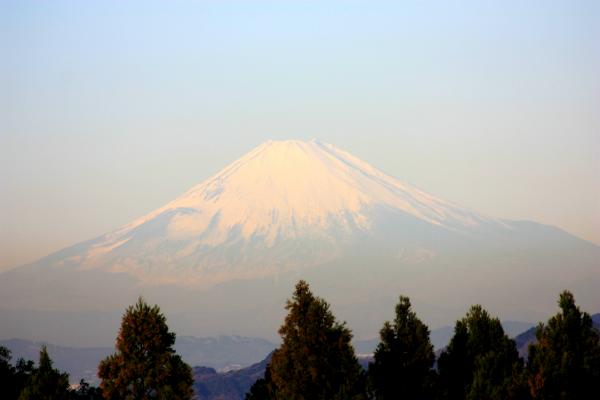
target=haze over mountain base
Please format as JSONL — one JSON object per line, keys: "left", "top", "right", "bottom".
{"left": 1, "top": 140, "right": 598, "bottom": 346}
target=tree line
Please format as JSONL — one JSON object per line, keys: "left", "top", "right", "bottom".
{"left": 0, "top": 298, "right": 192, "bottom": 400}
{"left": 247, "top": 281, "right": 599, "bottom": 400}
{"left": 0, "top": 344, "right": 102, "bottom": 400}
{"left": 1, "top": 281, "right": 598, "bottom": 399}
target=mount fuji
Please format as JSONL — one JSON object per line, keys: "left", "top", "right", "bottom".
{"left": 1, "top": 139, "right": 598, "bottom": 345}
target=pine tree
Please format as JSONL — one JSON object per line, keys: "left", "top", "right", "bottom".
{"left": 18, "top": 346, "right": 71, "bottom": 400}
{"left": 527, "top": 290, "right": 600, "bottom": 399}
{"left": 251, "top": 280, "right": 366, "bottom": 400}
{"left": 368, "top": 296, "right": 435, "bottom": 400}
{"left": 437, "top": 305, "right": 526, "bottom": 400}
{"left": 98, "top": 297, "right": 193, "bottom": 400}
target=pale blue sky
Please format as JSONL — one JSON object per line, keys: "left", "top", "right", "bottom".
{"left": 1, "top": 0, "right": 599, "bottom": 271}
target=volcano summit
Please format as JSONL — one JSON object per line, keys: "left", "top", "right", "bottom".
{"left": 1, "top": 140, "right": 598, "bottom": 344}
{"left": 47, "top": 139, "right": 500, "bottom": 286}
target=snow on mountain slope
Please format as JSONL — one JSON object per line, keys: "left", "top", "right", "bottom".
{"left": 2, "top": 139, "right": 599, "bottom": 344}
{"left": 130, "top": 139, "right": 491, "bottom": 236}
{"left": 61, "top": 139, "right": 508, "bottom": 286}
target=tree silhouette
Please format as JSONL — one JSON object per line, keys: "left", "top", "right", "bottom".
{"left": 252, "top": 280, "right": 366, "bottom": 399}
{"left": 71, "top": 379, "right": 104, "bottom": 400}
{"left": 368, "top": 296, "right": 435, "bottom": 399}
{"left": 245, "top": 366, "right": 274, "bottom": 400}
{"left": 1, "top": 345, "right": 21, "bottom": 399}
{"left": 98, "top": 297, "right": 193, "bottom": 399}
{"left": 437, "top": 305, "right": 525, "bottom": 399}
{"left": 18, "top": 346, "right": 71, "bottom": 400}
{"left": 527, "top": 290, "right": 600, "bottom": 399}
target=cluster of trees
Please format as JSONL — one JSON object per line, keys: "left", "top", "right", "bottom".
{"left": 2, "top": 282, "right": 598, "bottom": 399}
{"left": 0, "top": 344, "right": 102, "bottom": 400}
{"left": 0, "top": 298, "right": 193, "bottom": 400}
{"left": 247, "top": 281, "right": 600, "bottom": 400}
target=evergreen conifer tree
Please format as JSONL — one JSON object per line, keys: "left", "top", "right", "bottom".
{"left": 251, "top": 280, "right": 366, "bottom": 400}
{"left": 18, "top": 346, "right": 71, "bottom": 400}
{"left": 437, "top": 305, "right": 526, "bottom": 400}
{"left": 368, "top": 296, "right": 435, "bottom": 400}
{"left": 98, "top": 297, "right": 193, "bottom": 400}
{"left": 527, "top": 290, "right": 600, "bottom": 399}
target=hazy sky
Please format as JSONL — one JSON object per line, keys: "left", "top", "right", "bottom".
{"left": 1, "top": 1, "right": 599, "bottom": 272}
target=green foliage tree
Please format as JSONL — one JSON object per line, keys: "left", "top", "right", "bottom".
{"left": 98, "top": 297, "right": 193, "bottom": 400}
{"left": 526, "top": 290, "right": 600, "bottom": 399}
{"left": 251, "top": 280, "right": 366, "bottom": 400}
{"left": 18, "top": 346, "right": 71, "bottom": 400}
{"left": 437, "top": 305, "right": 526, "bottom": 400}
{"left": 368, "top": 296, "right": 436, "bottom": 400}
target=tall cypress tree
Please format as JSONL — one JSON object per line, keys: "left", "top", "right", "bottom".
{"left": 368, "top": 296, "right": 435, "bottom": 400}
{"left": 527, "top": 290, "right": 600, "bottom": 399}
{"left": 98, "top": 297, "right": 193, "bottom": 400}
{"left": 437, "top": 305, "right": 526, "bottom": 400}
{"left": 252, "top": 280, "right": 365, "bottom": 400}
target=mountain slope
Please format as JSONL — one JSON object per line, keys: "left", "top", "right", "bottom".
{"left": 193, "top": 354, "right": 272, "bottom": 400}
{"left": 1, "top": 139, "right": 598, "bottom": 345}
{"left": 10, "top": 140, "right": 500, "bottom": 287}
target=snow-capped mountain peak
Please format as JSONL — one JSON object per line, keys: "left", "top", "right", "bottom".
{"left": 120, "top": 140, "right": 485, "bottom": 242}
{"left": 3, "top": 140, "right": 598, "bottom": 346}
{"left": 61, "top": 140, "right": 496, "bottom": 286}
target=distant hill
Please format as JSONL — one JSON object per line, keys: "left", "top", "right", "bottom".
{"left": 174, "top": 335, "right": 276, "bottom": 371}
{"left": 194, "top": 354, "right": 272, "bottom": 400}
{"left": 192, "top": 352, "right": 371, "bottom": 400}
{"left": 0, "top": 338, "right": 111, "bottom": 384}
{"left": 0, "top": 335, "right": 276, "bottom": 384}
